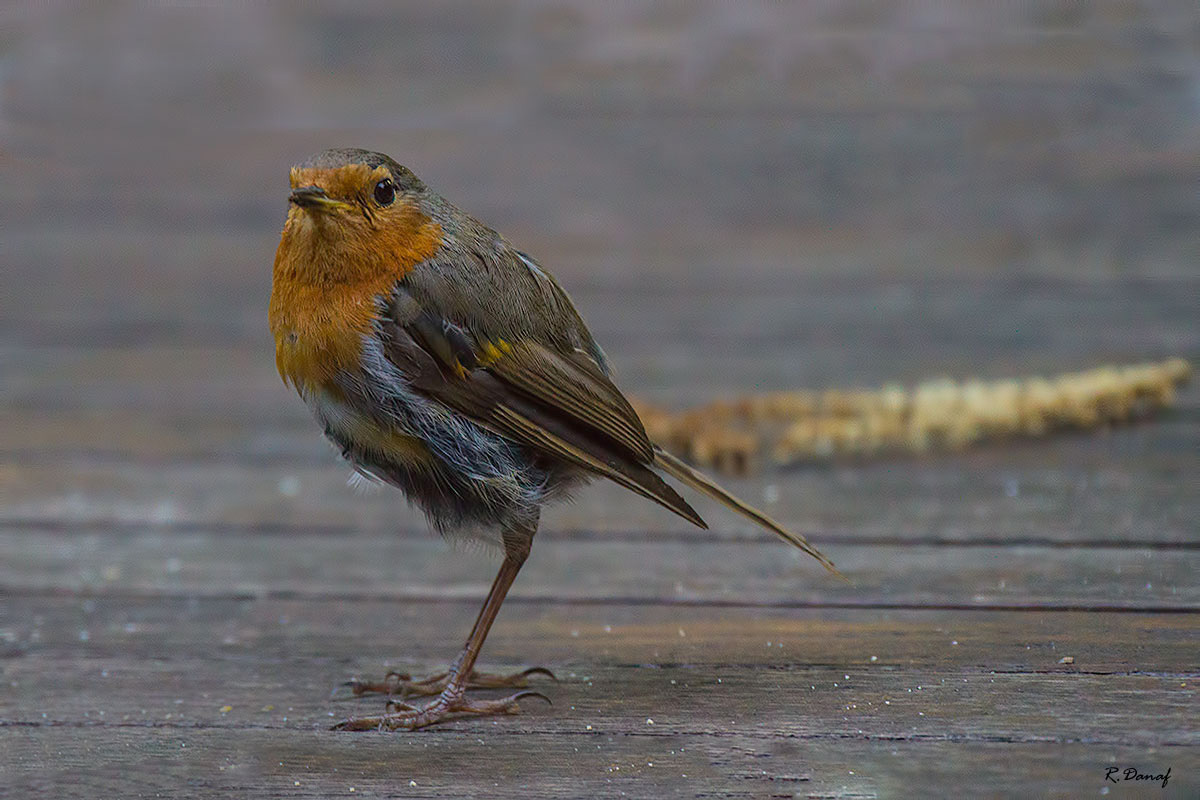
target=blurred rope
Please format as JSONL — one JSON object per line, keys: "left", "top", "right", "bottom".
{"left": 634, "top": 358, "right": 1192, "bottom": 475}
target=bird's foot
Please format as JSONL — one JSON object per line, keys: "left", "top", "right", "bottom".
{"left": 332, "top": 689, "right": 551, "bottom": 731}
{"left": 333, "top": 666, "right": 555, "bottom": 700}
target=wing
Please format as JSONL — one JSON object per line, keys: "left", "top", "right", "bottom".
{"left": 380, "top": 283, "right": 706, "bottom": 528}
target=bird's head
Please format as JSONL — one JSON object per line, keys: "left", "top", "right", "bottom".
{"left": 274, "top": 148, "right": 444, "bottom": 285}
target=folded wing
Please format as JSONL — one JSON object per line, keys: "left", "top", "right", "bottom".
{"left": 380, "top": 284, "right": 706, "bottom": 528}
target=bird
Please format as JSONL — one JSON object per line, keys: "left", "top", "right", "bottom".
{"left": 268, "top": 147, "right": 843, "bottom": 730}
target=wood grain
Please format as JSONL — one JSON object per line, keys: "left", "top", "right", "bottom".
{"left": 0, "top": 526, "right": 1195, "bottom": 611}
{"left": 7, "top": 730, "right": 1195, "bottom": 800}
{"left": 4, "top": 599, "right": 1197, "bottom": 797}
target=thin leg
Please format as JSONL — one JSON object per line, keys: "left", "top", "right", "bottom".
{"left": 333, "top": 550, "right": 547, "bottom": 731}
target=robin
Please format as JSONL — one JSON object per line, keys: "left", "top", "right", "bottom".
{"left": 269, "top": 148, "right": 842, "bottom": 730}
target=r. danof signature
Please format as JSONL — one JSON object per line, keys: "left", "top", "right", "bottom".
{"left": 1105, "top": 766, "right": 1171, "bottom": 788}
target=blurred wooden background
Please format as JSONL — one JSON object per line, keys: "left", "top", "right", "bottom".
{"left": 2, "top": 2, "right": 1197, "bottom": 797}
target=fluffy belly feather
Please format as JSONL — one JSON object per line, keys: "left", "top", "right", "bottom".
{"left": 304, "top": 385, "right": 432, "bottom": 474}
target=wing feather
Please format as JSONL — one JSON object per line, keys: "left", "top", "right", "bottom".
{"left": 377, "top": 301, "right": 704, "bottom": 528}
{"left": 487, "top": 341, "right": 655, "bottom": 462}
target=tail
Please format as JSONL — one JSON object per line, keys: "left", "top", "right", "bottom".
{"left": 653, "top": 446, "right": 847, "bottom": 581}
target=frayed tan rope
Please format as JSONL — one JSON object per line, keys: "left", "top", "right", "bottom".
{"left": 634, "top": 358, "right": 1192, "bottom": 475}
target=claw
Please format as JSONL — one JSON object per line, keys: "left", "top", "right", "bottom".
{"left": 518, "top": 666, "right": 558, "bottom": 683}
{"left": 331, "top": 715, "right": 381, "bottom": 732}
{"left": 509, "top": 690, "right": 553, "bottom": 706}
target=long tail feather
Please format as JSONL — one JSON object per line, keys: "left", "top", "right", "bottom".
{"left": 653, "top": 446, "right": 846, "bottom": 581}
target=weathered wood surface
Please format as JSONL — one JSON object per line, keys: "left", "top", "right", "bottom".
{"left": 4, "top": 601, "right": 1197, "bottom": 797}
{"left": 3, "top": 2, "right": 1198, "bottom": 798}
{"left": 2, "top": 527, "right": 1195, "bottom": 611}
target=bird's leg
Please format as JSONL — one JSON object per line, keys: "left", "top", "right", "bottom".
{"left": 333, "top": 530, "right": 548, "bottom": 731}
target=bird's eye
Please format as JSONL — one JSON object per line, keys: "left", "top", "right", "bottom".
{"left": 373, "top": 178, "right": 396, "bottom": 206}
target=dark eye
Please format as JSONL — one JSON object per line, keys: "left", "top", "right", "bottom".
{"left": 373, "top": 178, "right": 396, "bottom": 206}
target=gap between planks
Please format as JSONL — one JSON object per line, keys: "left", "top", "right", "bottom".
{"left": 7, "top": 516, "right": 1200, "bottom": 551}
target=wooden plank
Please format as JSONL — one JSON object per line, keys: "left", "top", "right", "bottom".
{"left": 1, "top": 526, "right": 1194, "bottom": 610}
{"left": 7, "top": 663, "right": 1193, "bottom": 745}
{"left": 5, "top": 596, "right": 1196, "bottom": 682}
{"left": 5, "top": 3, "right": 1199, "bottom": 301}
{"left": 5, "top": 730, "right": 1194, "bottom": 799}
{"left": 5, "top": 403, "right": 1196, "bottom": 477}
{"left": 5, "top": 280, "right": 1196, "bottom": 457}
{"left": 3, "top": 600, "right": 1197, "bottom": 796}
{"left": 5, "top": 277, "right": 1197, "bottom": 370}
{"left": 3, "top": 410, "right": 1196, "bottom": 545}
{"left": 3, "top": 599, "right": 1196, "bottom": 744}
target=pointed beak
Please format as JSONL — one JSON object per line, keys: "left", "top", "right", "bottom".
{"left": 288, "top": 185, "right": 352, "bottom": 211}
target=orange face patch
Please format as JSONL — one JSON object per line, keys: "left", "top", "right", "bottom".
{"left": 268, "top": 164, "right": 444, "bottom": 391}
{"left": 289, "top": 163, "right": 383, "bottom": 202}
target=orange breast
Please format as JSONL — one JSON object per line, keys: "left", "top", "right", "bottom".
{"left": 268, "top": 199, "right": 443, "bottom": 393}
{"left": 270, "top": 280, "right": 379, "bottom": 391}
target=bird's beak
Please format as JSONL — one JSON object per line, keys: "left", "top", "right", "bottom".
{"left": 288, "top": 185, "right": 352, "bottom": 212}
